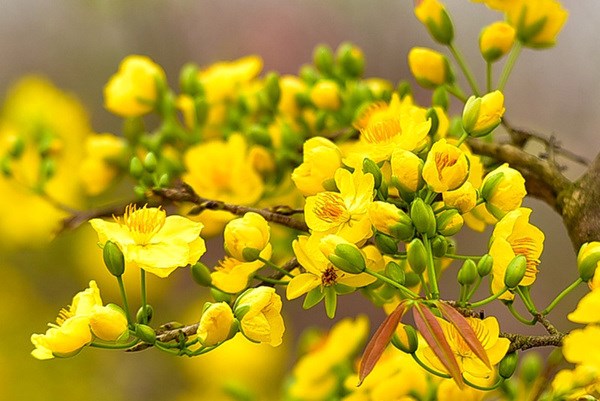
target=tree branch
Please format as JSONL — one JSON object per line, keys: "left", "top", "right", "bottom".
{"left": 502, "top": 331, "right": 565, "bottom": 354}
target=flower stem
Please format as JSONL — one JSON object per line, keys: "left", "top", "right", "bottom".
{"left": 258, "top": 256, "right": 294, "bottom": 278}
{"left": 449, "top": 42, "right": 480, "bottom": 96}
{"left": 470, "top": 286, "right": 508, "bottom": 308}
{"left": 486, "top": 61, "right": 493, "bottom": 93}
{"left": 516, "top": 286, "right": 538, "bottom": 314}
{"left": 254, "top": 275, "right": 289, "bottom": 286}
{"left": 464, "top": 375, "right": 504, "bottom": 391}
{"left": 506, "top": 302, "right": 536, "bottom": 325}
{"left": 497, "top": 41, "right": 522, "bottom": 91}
{"left": 141, "top": 269, "right": 148, "bottom": 324}
{"left": 445, "top": 84, "right": 468, "bottom": 103}
{"left": 364, "top": 268, "right": 419, "bottom": 299}
{"left": 542, "top": 278, "right": 583, "bottom": 315}
{"left": 116, "top": 275, "right": 133, "bottom": 328}
{"left": 445, "top": 254, "right": 483, "bottom": 261}
{"left": 411, "top": 353, "right": 452, "bottom": 379}
{"left": 465, "top": 276, "right": 482, "bottom": 301}
{"left": 423, "top": 236, "right": 440, "bottom": 299}
{"left": 90, "top": 339, "right": 139, "bottom": 349}
{"left": 456, "top": 132, "right": 469, "bottom": 147}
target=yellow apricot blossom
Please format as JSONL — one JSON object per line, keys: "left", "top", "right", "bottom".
{"left": 422, "top": 139, "right": 470, "bottom": 193}
{"left": 481, "top": 163, "right": 526, "bottom": 218}
{"left": 197, "top": 302, "right": 236, "bottom": 347}
{"left": 304, "top": 168, "right": 374, "bottom": 244}
{"left": 292, "top": 136, "right": 342, "bottom": 196}
{"left": 224, "top": 212, "right": 271, "bottom": 262}
{"left": 211, "top": 257, "right": 267, "bottom": 294}
{"left": 79, "top": 133, "right": 127, "bottom": 196}
{"left": 90, "top": 204, "right": 206, "bottom": 278}
{"left": 480, "top": 22, "right": 516, "bottom": 62}
{"left": 563, "top": 325, "right": 600, "bottom": 370}
{"left": 234, "top": 286, "right": 284, "bottom": 346}
{"left": 505, "top": 0, "right": 568, "bottom": 48}
{"left": 488, "top": 208, "right": 544, "bottom": 300}
{"left": 408, "top": 47, "right": 452, "bottom": 88}
{"left": 199, "top": 55, "right": 263, "bottom": 104}
{"left": 568, "top": 290, "right": 600, "bottom": 324}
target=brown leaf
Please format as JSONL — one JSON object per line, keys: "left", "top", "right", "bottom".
{"left": 413, "top": 303, "right": 464, "bottom": 388}
{"left": 358, "top": 300, "right": 409, "bottom": 385}
{"left": 436, "top": 301, "right": 491, "bottom": 369}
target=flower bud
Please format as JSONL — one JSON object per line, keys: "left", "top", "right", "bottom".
{"left": 442, "top": 182, "right": 477, "bottom": 214}
{"left": 369, "top": 201, "right": 415, "bottom": 242}
{"left": 103, "top": 241, "right": 125, "bottom": 277}
{"left": 374, "top": 232, "right": 399, "bottom": 255}
{"left": 136, "top": 305, "right": 154, "bottom": 324}
{"left": 390, "top": 149, "right": 424, "bottom": 194}
{"left": 477, "top": 254, "right": 493, "bottom": 277}
{"left": 336, "top": 42, "right": 365, "bottom": 78}
{"left": 320, "top": 235, "right": 367, "bottom": 274}
{"left": 385, "top": 261, "right": 406, "bottom": 285}
{"left": 414, "top": 0, "right": 454, "bottom": 45}
{"left": 211, "top": 288, "right": 233, "bottom": 303}
{"left": 462, "top": 91, "right": 505, "bottom": 138}
{"left": 480, "top": 22, "right": 516, "bottom": 63}
{"left": 197, "top": 302, "right": 237, "bottom": 346}
{"left": 504, "top": 255, "right": 527, "bottom": 289}
{"left": 577, "top": 242, "right": 600, "bottom": 282}
{"left": 506, "top": 0, "right": 568, "bottom": 49}
{"left": 392, "top": 323, "right": 419, "bottom": 353}
{"left": 129, "top": 156, "right": 144, "bottom": 179}
{"left": 436, "top": 209, "right": 464, "bottom": 237}
{"left": 408, "top": 47, "right": 454, "bottom": 89}
{"left": 90, "top": 304, "right": 129, "bottom": 341}
{"left": 263, "top": 71, "right": 281, "bottom": 107}
{"left": 191, "top": 262, "right": 212, "bottom": 286}
{"left": 431, "top": 235, "right": 448, "bottom": 258}
{"left": 179, "top": 63, "right": 203, "bottom": 96}
{"left": 313, "top": 44, "right": 334, "bottom": 75}
{"left": 224, "top": 212, "right": 271, "bottom": 262}
{"left": 422, "top": 139, "right": 469, "bottom": 193}
{"left": 310, "top": 80, "right": 341, "bottom": 111}
{"left": 407, "top": 238, "right": 428, "bottom": 275}
{"left": 362, "top": 158, "right": 383, "bottom": 189}
{"left": 143, "top": 152, "right": 157, "bottom": 173}
{"left": 410, "top": 198, "right": 436, "bottom": 238}
{"left": 481, "top": 164, "right": 526, "bottom": 219}
{"left": 457, "top": 259, "right": 478, "bottom": 286}
{"left": 499, "top": 352, "right": 519, "bottom": 379}
{"left": 135, "top": 324, "right": 156, "bottom": 344}
{"left": 405, "top": 271, "right": 421, "bottom": 288}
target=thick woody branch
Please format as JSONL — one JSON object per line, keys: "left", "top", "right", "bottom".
{"left": 502, "top": 332, "right": 565, "bottom": 354}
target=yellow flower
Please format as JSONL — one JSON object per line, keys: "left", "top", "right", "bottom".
{"left": 568, "top": 290, "right": 600, "bottom": 324}
{"left": 415, "top": 0, "right": 454, "bottom": 45}
{"left": 104, "top": 55, "right": 165, "bottom": 117}
{"left": 470, "top": 0, "right": 518, "bottom": 12}
{"left": 350, "top": 94, "right": 431, "bottom": 163}
{"left": 31, "top": 316, "right": 92, "bottom": 360}
{"left": 462, "top": 91, "right": 505, "bottom": 138}
{"left": 443, "top": 182, "right": 477, "bottom": 214}
{"left": 199, "top": 55, "right": 263, "bottom": 104}
{"left": 563, "top": 325, "right": 600, "bottom": 369}
{"left": 549, "top": 365, "right": 600, "bottom": 400}
{"left": 292, "top": 137, "right": 342, "bottom": 196}
{"left": 437, "top": 378, "right": 488, "bottom": 401}
{"left": 488, "top": 208, "right": 544, "bottom": 300}
{"left": 304, "top": 168, "right": 375, "bottom": 244}
{"left": 481, "top": 163, "right": 526, "bottom": 218}
{"left": 89, "top": 304, "right": 128, "bottom": 341}
{"left": 418, "top": 316, "right": 510, "bottom": 385}
{"left": 506, "top": 0, "right": 568, "bottom": 48}
{"left": 183, "top": 134, "right": 264, "bottom": 236}
{"left": 224, "top": 212, "right": 271, "bottom": 262}
{"left": 578, "top": 242, "right": 600, "bottom": 284}
{"left": 422, "top": 139, "right": 470, "bottom": 193}
{"left": 197, "top": 302, "right": 236, "bottom": 346}
{"left": 390, "top": 148, "right": 424, "bottom": 193}
{"left": 211, "top": 257, "right": 267, "bottom": 294}
{"left": 90, "top": 204, "right": 206, "bottom": 278}
{"left": 368, "top": 201, "right": 414, "bottom": 240}
{"left": 278, "top": 75, "right": 307, "bottom": 117}
{"left": 79, "top": 133, "right": 127, "bottom": 196}
{"left": 310, "top": 80, "right": 341, "bottom": 111}
{"left": 408, "top": 47, "right": 453, "bottom": 88}
{"left": 480, "top": 22, "right": 516, "bottom": 62}
{"left": 235, "top": 286, "right": 285, "bottom": 346}
{"left": 287, "top": 235, "right": 376, "bottom": 300}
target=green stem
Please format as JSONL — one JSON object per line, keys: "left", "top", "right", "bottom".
{"left": 423, "top": 236, "right": 440, "bottom": 299}
{"left": 465, "top": 276, "right": 482, "bottom": 301}
{"left": 506, "top": 302, "right": 536, "bottom": 325}
{"left": 445, "top": 84, "right": 468, "bottom": 103}
{"left": 459, "top": 284, "right": 469, "bottom": 304}
{"left": 456, "top": 132, "right": 469, "bottom": 147}
{"left": 116, "top": 275, "right": 133, "bottom": 328}
{"left": 141, "top": 269, "right": 148, "bottom": 324}
{"left": 364, "top": 268, "right": 419, "bottom": 299}
{"left": 411, "top": 353, "right": 452, "bottom": 379}
{"left": 516, "top": 286, "right": 538, "bottom": 314}
{"left": 254, "top": 275, "right": 289, "bottom": 286}
{"left": 542, "top": 278, "right": 583, "bottom": 315}
{"left": 155, "top": 341, "right": 182, "bottom": 355}
{"left": 445, "top": 254, "right": 484, "bottom": 261}
{"left": 464, "top": 375, "right": 504, "bottom": 391}
{"left": 90, "top": 339, "right": 139, "bottom": 349}
{"left": 497, "top": 41, "right": 522, "bottom": 91}
{"left": 449, "top": 42, "right": 480, "bottom": 96}
{"left": 258, "top": 257, "right": 294, "bottom": 278}
{"left": 486, "top": 61, "right": 493, "bottom": 93}
{"left": 470, "top": 286, "right": 508, "bottom": 308}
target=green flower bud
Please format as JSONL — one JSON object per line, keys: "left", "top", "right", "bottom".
{"left": 130, "top": 157, "right": 144, "bottom": 178}
{"left": 135, "top": 324, "right": 156, "bottom": 344}
{"left": 477, "top": 254, "right": 493, "bottom": 277}
{"left": 397, "top": 80, "right": 412, "bottom": 99}
{"left": 40, "top": 158, "right": 55, "bottom": 181}
{"left": 158, "top": 174, "right": 170, "bottom": 188}
{"left": 179, "top": 63, "right": 202, "bottom": 96}
{"left": 191, "top": 262, "right": 212, "bottom": 287}
{"left": 521, "top": 352, "right": 542, "bottom": 385}
{"left": 577, "top": 242, "right": 600, "bottom": 282}
{"left": 241, "top": 247, "right": 261, "bottom": 262}
{"left": 499, "top": 352, "right": 519, "bottom": 379}
{"left": 374, "top": 232, "right": 399, "bottom": 255}
{"left": 328, "top": 243, "right": 366, "bottom": 274}
{"left": 504, "top": 255, "right": 527, "bottom": 289}
{"left": 431, "top": 235, "right": 448, "bottom": 258}
{"left": 8, "top": 136, "right": 25, "bottom": 158}
{"left": 385, "top": 261, "right": 405, "bottom": 285}
{"left": 362, "top": 158, "right": 383, "bottom": 189}
{"left": 247, "top": 125, "right": 272, "bottom": 147}
{"left": 404, "top": 271, "right": 421, "bottom": 288}
{"left": 194, "top": 97, "right": 209, "bottom": 126}
{"left": 143, "top": 152, "right": 157, "bottom": 173}
{"left": 415, "top": 0, "right": 454, "bottom": 45}
{"left": 436, "top": 209, "right": 464, "bottom": 237}
{"left": 392, "top": 324, "right": 419, "bottom": 354}
{"left": 313, "top": 44, "right": 334, "bottom": 75}
{"left": 103, "top": 241, "right": 125, "bottom": 277}
{"left": 336, "top": 42, "right": 365, "bottom": 78}
{"left": 136, "top": 304, "right": 154, "bottom": 324}
{"left": 462, "top": 91, "right": 505, "bottom": 138}
{"left": 407, "top": 238, "right": 428, "bottom": 275}
{"left": 432, "top": 86, "right": 449, "bottom": 111}
{"left": 457, "top": 259, "right": 478, "bottom": 286}
{"left": 299, "top": 65, "right": 319, "bottom": 85}
{"left": 264, "top": 71, "right": 281, "bottom": 106}
{"left": 410, "top": 198, "right": 436, "bottom": 238}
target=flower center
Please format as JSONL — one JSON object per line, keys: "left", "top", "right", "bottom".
{"left": 510, "top": 237, "right": 541, "bottom": 277}
{"left": 313, "top": 192, "right": 350, "bottom": 223}
{"left": 361, "top": 118, "right": 401, "bottom": 144}
{"left": 55, "top": 308, "right": 72, "bottom": 326}
{"left": 435, "top": 152, "right": 458, "bottom": 180}
{"left": 117, "top": 204, "right": 166, "bottom": 245}
{"left": 321, "top": 266, "right": 338, "bottom": 286}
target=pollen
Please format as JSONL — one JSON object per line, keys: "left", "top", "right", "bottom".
{"left": 116, "top": 204, "right": 166, "bottom": 245}
{"left": 321, "top": 266, "right": 338, "bottom": 286}
{"left": 312, "top": 192, "right": 349, "bottom": 223}
{"left": 361, "top": 118, "right": 401, "bottom": 144}
{"left": 435, "top": 152, "right": 457, "bottom": 180}
{"left": 55, "top": 308, "right": 72, "bottom": 326}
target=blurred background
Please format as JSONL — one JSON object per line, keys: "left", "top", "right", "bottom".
{"left": 1, "top": 1, "right": 599, "bottom": 400}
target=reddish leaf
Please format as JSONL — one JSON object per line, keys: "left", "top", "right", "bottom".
{"left": 413, "top": 303, "right": 464, "bottom": 388}
{"left": 436, "top": 301, "right": 491, "bottom": 369}
{"left": 358, "top": 300, "right": 409, "bottom": 385}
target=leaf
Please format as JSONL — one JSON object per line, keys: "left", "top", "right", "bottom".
{"left": 436, "top": 301, "right": 491, "bottom": 369}
{"left": 302, "top": 287, "right": 325, "bottom": 310}
{"left": 412, "top": 303, "right": 464, "bottom": 388}
{"left": 324, "top": 286, "right": 337, "bottom": 319}
{"left": 358, "top": 300, "right": 409, "bottom": 385}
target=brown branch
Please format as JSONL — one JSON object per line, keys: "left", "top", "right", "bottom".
{"left": 152, "top": 183, "right": 309, "bottom": 232}
{"left": 59, "top": 200, "right": 140, "bottom": 232}
{"left": 502, "top": 331, "right": 565, "bottom": 354}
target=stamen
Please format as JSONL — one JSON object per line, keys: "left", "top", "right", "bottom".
{"left": 321, "top": 266, "right": 338, "bottom": 286}
{"left": 312, "top": 193, "right": 349, "bottom": 223}
{"left": 116, "top": 204, "right": 166, "bottom": 244}
{"left": 361, "top": 118, "right": 401, "bottom": 144}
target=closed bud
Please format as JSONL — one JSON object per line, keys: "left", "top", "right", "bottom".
{"left": 369, "top": 201, "right": 415, "bottom": 242}
{"left": 431, "top": 235, "right": 448, "bottom": 257}
{"left": 436, "top": 209, "right": 464, "bottom": 237}
{"left": 362, "top": 158, "right": 383, "bottom": 189}
{"left": 410, "top": 198, "right": 436, "bottom": 238}
{"left": 414, "top": 0, "right": 454, "bottom": 45}
{"left": 191, "top": 262, "right": 213, "bottom": 287}
{"left": 135, "top": 324, "right": 156, "bottom": 344}
{"left": 385, "top": 261, "right": 405, "bottom": 285}
{"left": 321, "top": 235, "right": 366, "bottom": 274}
{"left": 143, "top": 152, "right": 157, "bottom": 173}
{"left": 521, "top": 352, "right": 542, "bottom": 385}
{"left": 407, "top": 238, "right": 428, "bottom": 275}
{"left": 264, "top": 72, "right": 281, "bottom": 106}
{"left": 432, "top": 86, "right": 449, "bottom": 111}
{"left": 392, "top": 323, "right": 419, "bottom": 353}
{"left": 136, "top": 305, "right": 154, "bottom": 324}
{"left": 577, "top": 242, "right": 600, "bottom": 282}
{"left": 480, "top": 22, "right": 516, "bottom": 63}
{"left": 179, "top": 63, "right": 203, "bottom": 96}
{"left": 247, "top": 125, "right": 272, "bottom": 147}
{"left": 481, "top": 164, "right": 526, "bottom": 219}
{"left": 408, "top": 47, "right": 454, "bottom": 89}
{"left": 336, "top": 42, "right": 365, "bottom": 78}
{"left": 457, "top": 259, "right": 478, "bottom": 286}
{"left": 499, "top": 352, "right": 519, "bottom": 379}
{"left": 462, "top": 91, "right": 505, "bottom": 138}
{"left": 374, "top": 232, "right": 399, "bottom": 255}
{"left": 397, "top": 80, "right": 412, "bottom": 99}
{"left": 504, "top": 255, "right": 527, "bottom": 289}
{"left": 158, "top": 173, "right": 170, "bottom": 188}
{"left": 477, "top": 254, "right": 493, "bottom": 277}
{"left": 391, "top": 149, "right": 424, "bottom": 194}
{"left": 310, "top": 80, "right": 341, "bottom": 111}
{"left": 103, "top": 241, "right": 125, "bottom": 277}
{"left": 313, "top": 44, "right": 334, "bottom": 75}
{"left": 130, "top": 156, "right": 144, "bottom": 179}
{"left": 299, "top": 65, "right": 319, "bottom": 85}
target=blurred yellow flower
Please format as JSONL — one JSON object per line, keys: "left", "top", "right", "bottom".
{"left": 79, "top": 133, "right": 127, "bottom": 196}
{"left": 235, "top": 286, "right": 285, "bottom": 346}
{"left": 90, "top": 204, "right": 206, "bottom": 278}
{"left": 506, "top": 0, "right": 568, "bottom": 48}
{"left": 563, "top": 325, "right": 600, "bottom": 369}
{"left": 104, "top": 55, "right": 165, "bottom": 117}
{"left": 568, "top": 290, "right": 600, "bottom": 324}
{"left": 488, "top": 208, "right": 544, "bottom": 300}
{"left": 278, "top": 75, "right": 307, "bottom": 117}
{"left": 211, "top": 256, "right": 267, "bottom": 294}
{"left": 408, "top": 47, "right": 452, "bottom": 88}
{"left": 197, "top": 302, "right": 236, "bottom": 346}
{"left": 480, "top": 22, "right": 516, "bottom": 62}
{"left": 292, "top": 136, "right": 342, "bottom": 196}
{"left": 422, "top": 139, "right": 469, "bottom": 192}
{"left": 310, "top": 80, "right": 341, "bottom": 111}
{"left": 199, "top": 55, "right": 263, "bottom": 104}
